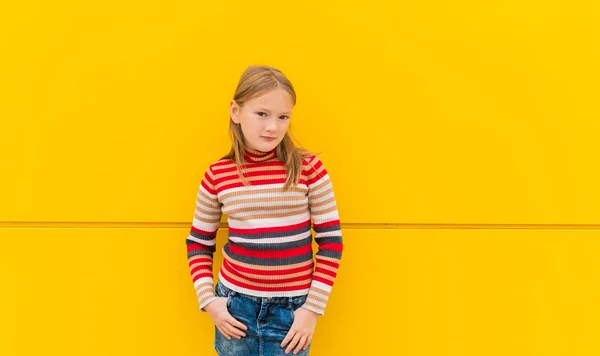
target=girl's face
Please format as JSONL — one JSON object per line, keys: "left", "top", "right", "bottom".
{"left": 230, "top": 88, "right": 293, "bottom": 153}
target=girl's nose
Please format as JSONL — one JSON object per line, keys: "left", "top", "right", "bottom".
{"left": 266, "top": 118, "right": 277, "bottom": 131}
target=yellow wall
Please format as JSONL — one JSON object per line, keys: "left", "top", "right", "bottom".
{"left": 1, "top": 0, "right": 599, "bottom": 355}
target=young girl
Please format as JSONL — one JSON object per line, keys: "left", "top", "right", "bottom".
{"left": 186, "top": 65, "right": 343, "bottom": 356}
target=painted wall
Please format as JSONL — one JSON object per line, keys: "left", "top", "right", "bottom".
{"left": 1, "top": 0, "right": 599, "bottom": 354}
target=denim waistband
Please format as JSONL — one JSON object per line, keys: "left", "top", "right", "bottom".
{"left": 216, "top": 279, "right": 308, "bottom": 306}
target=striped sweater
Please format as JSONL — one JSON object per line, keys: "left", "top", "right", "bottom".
{"left": 186, "top": 147, "right": 343, "bottom": 316}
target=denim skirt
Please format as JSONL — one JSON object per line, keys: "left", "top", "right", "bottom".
{"left": 213, "top": 279, "right": 311, "bottom": 356}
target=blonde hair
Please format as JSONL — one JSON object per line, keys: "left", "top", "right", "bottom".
{"left": 221, "top": 65, "right": 318, "bottom": 191}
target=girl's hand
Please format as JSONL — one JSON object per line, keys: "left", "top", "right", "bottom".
{"left": 205, "top": 297, "right": 248, "bottom": 340}
{"left": 281, "top": 307, "right": 319, "bottom": 354}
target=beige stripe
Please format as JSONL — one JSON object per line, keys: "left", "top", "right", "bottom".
{"left": 213, "top": 163, "right": 286, "bottom": 176}
{"left": 311, "top": 286, "right": 331, "bottom": 297}
{"left": 308, "top": 178, "right": 329, "bottom": 192}
{"left": 215, "top": 173, "right": 287, "bottom": 188}
{"left": 212, "top": 161, "right": 283, "bottom": 172}
{"left": 306, "top": 165, "right": 326, "bottom": 181}
{"left": 228, "top": 206, "right": 310, "bottom": 221}
{"left": 198, "top": 293, "right": 216, "bottom": 306}
{"left": 196, "top": 195, "right": 219, "bottom": 210}
{"left": 227, "top": 195, "right": 307, "bottom": 209}
{"left": 303, "top": 300, "right": 324, "bottom": 313}
{"left": 309, "top": 185, "right": 332, "bottom": 201}
{"left": 309, "top": 195, "right": 336, "bottom": 209}
{"left": 214, "top": 173, "right": 288, "bottom": 190}
{"left": 195, "top": 281, "right": 214, "bottom": 291}
{"left": 313, "top": 272, "right": 335, "bottom": 283}
{"left": 188, "top": 254, "right": 213, "bottom": 263}
{"left": 227, "top": 197, "right": 306, "bottom": 211}
{"left": 190, "top": 264, "right": 212, "bottom": 276}
{"left": 226, "top": 263, "right": 314, "bottom": 280}
{"left": 206, "top": 167, "right": 217, "bottom": 181}
{"left": 192, "top": 269, "right": 213, "bottom": 280}
{"left": 194, "top": 204, "right": 221, "bottom": 218}
{"left": 193, "top": 211, "right": 221, "bottom": 224}
{"left": 220, "top": 267, "right": 312, "bottom": 289}
{"left": 189, "top": 259, "right": 212, "bottom": 269}
{"left": 307, "top": 293, "right": 328, "bottom": 304}
{"left": 304, "top": 155, "right": 320, "bottom": 170}
{"left": 198, "top": 187, "right": 218, "bottom": 202}
{"left": 225, "top": 203, "right": 306, "bottom": 216}
{"left": 223, "top": 249, "right": 314, "bottom": 271}
{"left": 220, "top": 186, "right": 307, "bottom": 200}
{"left": 317, "top": 263, "right": 339, "bottom": 274}
{"left": 311, "top": 204, "right": 338, "bottom": 216}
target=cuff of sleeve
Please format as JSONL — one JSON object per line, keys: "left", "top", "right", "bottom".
{"left": 301, "top": 280, "right": 331, "bottom": 316}
{"left": 199, "top": 295, "right": 218, "bottom": 312}
{"left": 301, "top": 303, "right": 325, "bottom": 316}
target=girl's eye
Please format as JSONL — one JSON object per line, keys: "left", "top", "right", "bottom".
{"left": 257, "top": 112, "right": 288, "bottom": 119}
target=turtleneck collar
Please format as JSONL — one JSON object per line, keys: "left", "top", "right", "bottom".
{"left": 244, "top": 146, "right": 277, "bottom": 163}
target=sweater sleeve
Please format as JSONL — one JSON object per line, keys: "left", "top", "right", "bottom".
{"left": 185, "top": 165, "right": 223, "bottom": 312}
{"left": 302, "top": 155, "right": 344, "bottom": 316}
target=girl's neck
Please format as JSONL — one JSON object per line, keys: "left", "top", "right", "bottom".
{"left": 244, "top": 146, "right": 277, "bottom": 163}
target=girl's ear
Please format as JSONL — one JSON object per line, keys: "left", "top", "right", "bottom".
{"left": 230, "top": 100, "right": 240, "bottom": 124}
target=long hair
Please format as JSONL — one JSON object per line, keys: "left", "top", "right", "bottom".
{"left": 220, "top": 65, "right": 318, "bottom": 191}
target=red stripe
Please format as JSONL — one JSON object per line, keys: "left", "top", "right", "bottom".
{"left": 191, "top": 265, "right": 212, "bottom": 275}
{"left": 301, "top": 156, "right": 314, "bottom": 166}
{"left": 217, "top": 178, "right": 310, "bottom": 192}
{"left": 315, "top": 258, "right": 339, "bottom": 269}
{"left": 312, "top": 274, "right": 334, "bottom": 286}
{"left": 213, "top": 169, "right": 287, "bottom": 185}
{"left": 223, "top": 258, "right": 313, "bottom": 275}
{"left": 212, "top": 161, "right": 284, "bottom": 174}
{"left": 229, "top": 243, "right": 312, "bottom": 259}
{"left": 187, "top": 243, "right": 214, "bottom": 252}
{"left": 193, "top": 272, "right": 213, "bottom": 281}
{"left": 306, "top": 161, "right": 325, "bottom": 185}
{"left": 205, "top": 171, "right": 215, "bottom": 186}
{"left": 315, "top": 266, "right": 337, "bottom": 278}
{"left": 305, "top": 155, "right": 319, "bottom": 167}
{"left": 189, "top": 256, "right": 212, "bottom": 266}
{"left": 201, "top": 179, "right": 216, "bottom": 195}
{"left": 222, "top": 261, "right": 311, "bottom": 284}
{"left": 211, "top": 161, "right": 231, "bottom": 169}
{"left": 220, "top": 273, "right": 312, "bottom": 292}
{"left": 317, "top": 243, "right": 343, "bottom": 252}
{"left": 246, "top": 149, "right": 275, "bottom": 158}
{"left": 307, "top": 173, "right": 326, "bottom": 185}
{"left": 228, "top": 219, "right": 311, "bottom": 234}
